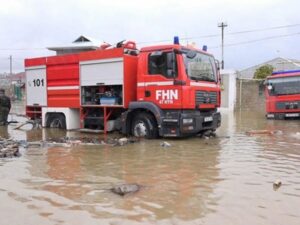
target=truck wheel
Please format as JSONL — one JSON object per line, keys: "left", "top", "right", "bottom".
{"left": 46, "top": 114, "right": 66, "bottom": 129}
{"left": 131, "top": 112, "right": 158, "bottom": 139}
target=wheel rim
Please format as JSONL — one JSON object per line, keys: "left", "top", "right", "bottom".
{"left": 50, "top": 119, "right": 63, "bottom": 128}
{"left": 133, "top": 121, "right": 148, "bottom": 137}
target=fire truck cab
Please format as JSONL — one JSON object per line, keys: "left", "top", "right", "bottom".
{"left": 25, "top": 39, "right": 221, "bottom": 138}
{"left": 265, "top": 70, "right": 300, "bottom": 119}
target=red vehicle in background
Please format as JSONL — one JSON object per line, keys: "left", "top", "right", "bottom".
{"left": 265, "top": 70, "right": 300, "bottom": 119}
{"left": 25, "top": 37, "right": 221, "bottom": 138}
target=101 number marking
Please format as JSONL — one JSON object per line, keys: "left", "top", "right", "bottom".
{"left": 33, "top": 79, "right": 44, "bottom": 87}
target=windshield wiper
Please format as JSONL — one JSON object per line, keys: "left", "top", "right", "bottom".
{"left": 190, "top": 76, "right": 201, "bottom": 81}
{"left": 200, "top": 76, "right": 215, "bottom": 82}
{"left": 190, "top": 75, "right": 215, "bottom": 82}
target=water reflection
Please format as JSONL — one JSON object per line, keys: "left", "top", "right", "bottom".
{"left": 24, "top": 132, "right": 222, "bottom": 221}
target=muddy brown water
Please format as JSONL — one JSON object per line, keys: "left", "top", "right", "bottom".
{"left": 1, "top": 106, "right": 300, "bottom": 225}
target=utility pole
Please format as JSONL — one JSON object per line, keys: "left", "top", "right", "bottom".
{"left": 9, "top": 55, "right": 12, "bottom": 75}
{"left": 218, "top": 22, "right": 228, "bottom": 69}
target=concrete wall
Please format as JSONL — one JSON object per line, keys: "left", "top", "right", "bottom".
{"left": 235, "top": 79, "right": 265, "bottom": 112}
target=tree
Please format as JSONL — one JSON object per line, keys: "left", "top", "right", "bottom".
{"left": 253, "top": 65, "right": 274, "bottom": 79}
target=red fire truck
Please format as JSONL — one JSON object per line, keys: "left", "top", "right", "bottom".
{"left": 25, "top": 38, "right": 221, "bottom": 138}
{"left": 265, "top": 70, "right": 300, "bottom": 119}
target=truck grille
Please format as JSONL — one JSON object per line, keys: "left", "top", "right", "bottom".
{"left": 195, "top": 91, "right": 217, "bottom": 105}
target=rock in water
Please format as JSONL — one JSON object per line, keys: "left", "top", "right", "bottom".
{"left": 160, "top": 141, "right": 171, "bottom": 147}
{"left": 111, "top": 183, "right": 141, "bottom": 196}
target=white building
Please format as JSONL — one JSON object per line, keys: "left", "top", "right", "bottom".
{"left": 47, "top": 35, "right": 106, "bottom": 55}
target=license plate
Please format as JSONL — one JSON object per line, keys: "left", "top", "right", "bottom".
{"left": 204, "top": 116, "right": 213, "bottom": 122}
{"left": 285, "top": 113, "right": 300, "bottom": 117}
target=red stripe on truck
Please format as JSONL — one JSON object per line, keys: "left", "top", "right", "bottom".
{"left": 47, "top": 89, "right": 80, "bottom": 108}
{"left": 47, "top": 63, "right": 79, "bottom": 86}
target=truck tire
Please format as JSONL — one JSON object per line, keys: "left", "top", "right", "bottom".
{"left": 46, "top": 114, "right": 66, "bottom": 129}
{"left": 131, "top": 112, "right": 158, "bottom": 139}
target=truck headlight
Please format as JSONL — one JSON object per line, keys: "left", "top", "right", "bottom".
{"left": 183, "top": 118, "right": 193, "bottom": 124}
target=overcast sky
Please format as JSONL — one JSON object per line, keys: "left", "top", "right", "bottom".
{"left": 0, "top": 0, "right": 299, "bottom": 73}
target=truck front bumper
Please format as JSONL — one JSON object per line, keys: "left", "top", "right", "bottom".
{"left": 160, "top": 110, "right": 221, "bottom": 137}
{"left": 267, "top": 112, "right": 300, "bottom": 119}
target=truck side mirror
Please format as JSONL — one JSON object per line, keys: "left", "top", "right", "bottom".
{"left": 214, "top": 60, "right": 221, "bottom": 83}
{"left": 215, "top": 60, "right": 220, "bottom": 71}
{"left": 166, "top": 69, "right": 175, "bottom": 78}
{"left": 166, "top": 52, "right": 175, "bottom": 70}
{"left": 166, "top": 52, "right": 176, "bottom": 78}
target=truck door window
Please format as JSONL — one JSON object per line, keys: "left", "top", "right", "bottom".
{"left": 148, "top": 52, "right": 177, "bottom": 78}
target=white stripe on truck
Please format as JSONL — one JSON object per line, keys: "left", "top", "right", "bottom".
{"left": 47, "top": 86, "right": 79, "bottom": 90}
{"left": 137, "top": 81, "right": 174, "bottom": 87}
{"left": 190, "top": 82, "right": 217, "bottom": 88}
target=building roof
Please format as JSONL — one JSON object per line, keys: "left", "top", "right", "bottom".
{"left": 238, "top": 57, "right": 300, "bottom": 79}
{"left": 47, "top": 35, "right": 106, "bottom": 52}
{"left": 9, "top": 72, "right": 25, "bottom": 82}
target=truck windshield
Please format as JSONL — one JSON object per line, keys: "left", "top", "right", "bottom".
{"left": 183, "top": 52, "right": 217, "bottom": 82}
{"left": 267, "top": 76, "right": 300, "bottom": 95}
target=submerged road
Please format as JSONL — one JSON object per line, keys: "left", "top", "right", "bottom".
{"left": 0, "top": 106, "right": 300, "bottom": 225}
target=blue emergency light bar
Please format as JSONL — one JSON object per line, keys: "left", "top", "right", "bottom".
{"left": 174, "top": 36, "right": 179, "bottom": 44}
{"left": 272, "top": 69, "right": 300, "bottom": 75}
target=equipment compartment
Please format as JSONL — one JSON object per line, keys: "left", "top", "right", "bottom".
{"left": 81, "top": 85, "right": 123, "bottom": 106}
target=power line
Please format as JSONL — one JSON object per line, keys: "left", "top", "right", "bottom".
{"left": 0, "top": 47, "right": 46, "bottom": 51}
{"left": 186, "top": 23, "right": 300, "bottom": 40}
{"left": 210, "top": 32, "right": 300, "bottom": 49}
{"left": 138, "top": 23, "right": 300, "bottom": 44}
{"left": 227, "top": 23, "right": 300, "bottom": 35}
{"left": 0, "top": 57, "right": 24, "bottom": 60}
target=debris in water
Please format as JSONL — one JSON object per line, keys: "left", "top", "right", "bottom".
{"left": 273, "top": 180, "right": 282, "bottom": 191}
{"left": 7, "top": 120, "right": 18, "bottom": 124}
{"left": 68, "top": 140, "right": 82, "bottom": 146}
{"left": 217, "top": 135, "right": 231, "bottom": 139}
{"left": 111, "top": 183, "right": 141, "bottom": 196}
{"left": 271, "top": 130, "right": 283, "bottom": 135}
{"left": 14, "top": 119, "right": 41, "bottom": 130}
{"left": 291, "top": 132, "right": 300, "bottom": 139}
{"left": 0, "top": 137, "right": 21, "bottom": 158}
{"left": 160, "top": 141, "right": 171, "bottom": 147}
{"left": 198, "top": 130, "right": 216, "bottom": 139}
{"left": 246, "top": 130, "right": 279, "bottom": 136}
{"left": 118, "top": 137, "right": 128, "bottom": 146}
{"left": 23, "top": 136, "right": 139, "bottom": 148}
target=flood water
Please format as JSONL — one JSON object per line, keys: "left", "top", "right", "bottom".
{"left": 1, "top": 104, "right": 300, "bottom": 225}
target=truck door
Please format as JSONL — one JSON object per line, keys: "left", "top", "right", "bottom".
{"left": 141, "top": 51, "right": 182, "bottom": 109}
{"left": 26, "top": 65, "right": 47, "bottom": 106}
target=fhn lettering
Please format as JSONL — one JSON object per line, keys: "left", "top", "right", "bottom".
{"left": 156, "top": 90, "right": 178, "bottom": 104}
